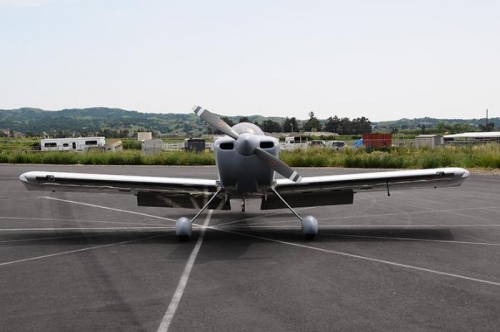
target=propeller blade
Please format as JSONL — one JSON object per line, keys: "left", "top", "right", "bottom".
{"left": 254, "top": 147, "right": 302, "bottom": 182}
{"left": 192, "top": 105, "right": 239, "bottom": 140}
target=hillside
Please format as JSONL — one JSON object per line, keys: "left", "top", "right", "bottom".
{"left": 0, "top": 108, "right": 291, "bottom": 135}
{"left": 1, "top": 107, "right": 498, "bottom": 136}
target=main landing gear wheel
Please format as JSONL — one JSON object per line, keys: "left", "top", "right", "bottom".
{"left": 175, "top": 217, "right": 192, "bottom": 241}
{"left": 269, "top": 187, "right": 319, "bottom": 240}
{"left": 174, "top": 187, "right": 224, "bottom": 242}
{"left": 301, "top": 216, "right": 318, "bottom": 241}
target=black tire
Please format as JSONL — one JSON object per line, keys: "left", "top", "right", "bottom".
{"left": 304, "top": 234, "right": 316, "bottom": 241}
{"left": 177, "top": 235, "right": 190, "bottom": 242}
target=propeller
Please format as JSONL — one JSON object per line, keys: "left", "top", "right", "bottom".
{"left": 193, "top": 105, "right": 239, "bottom": 140}
{"left": 193, "top": 105, "right": 302, "bottom": 182}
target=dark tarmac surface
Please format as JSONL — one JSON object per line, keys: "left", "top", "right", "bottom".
{"left": 1, "top": 164, "right": 499, "bottom": 331}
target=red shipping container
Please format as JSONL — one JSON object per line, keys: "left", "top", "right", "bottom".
{"left": 362, "top": 133, "right": 392, "bottom": 148}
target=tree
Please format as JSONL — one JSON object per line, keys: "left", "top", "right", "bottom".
{"left": 479, "top": 122, "right": 495, "bottom": 132}
{"left": 239, "top": 116, "right": 250, "bottom": 123}
{"left": 436, "top": 122, "right": 446, "bottom": 133}
{"left": 351, "top": 117, "right": 372, "bottom": 134}
{"left": 283, "top": 117, "right": 299, "bottom": 133}
{"left": 324, "top": 116, "right": 340, "bottom": 133}
{"left": 338, "top": 117, "right": 352, "bottom": 134}
{"left": 303, "top": 112, "right": 322, "bottom": 132}
{"left": 220, "top": 116, "right": 234, "bottom": 127}
{"left": 261, "top": 119, "right": 282, "bottom": 133}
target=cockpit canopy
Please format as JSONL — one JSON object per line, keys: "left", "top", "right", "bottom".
{"left": 232, "top": 122, "right": 265, "bottom": 136}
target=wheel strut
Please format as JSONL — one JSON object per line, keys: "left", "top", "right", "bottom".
{"left": 175, "top": 186, "right": 223, "bottom": 241}
{"left": 269, "top": 186, "right": 318, "bottom": 240}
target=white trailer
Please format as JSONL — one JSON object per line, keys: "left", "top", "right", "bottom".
{"left": 41, "top": 137, "right": 106, "bottom": 152}
{"left": 282, "top": 136, "right": 309, "bottom": 150}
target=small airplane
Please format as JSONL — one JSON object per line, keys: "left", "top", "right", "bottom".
{"left": 19, "top": 106, "right": 470, "bottom": 240}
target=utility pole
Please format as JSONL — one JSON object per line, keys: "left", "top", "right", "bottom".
{"left": 486, "top": 109, "right": 488, "bottom": 131}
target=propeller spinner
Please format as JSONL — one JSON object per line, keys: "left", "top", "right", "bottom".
{"left": 193, "top": 105, "right": 302, "bottom": 182}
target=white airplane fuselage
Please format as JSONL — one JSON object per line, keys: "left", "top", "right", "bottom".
{"left": 213, "top": 123, "right": 279, "bottom": 195}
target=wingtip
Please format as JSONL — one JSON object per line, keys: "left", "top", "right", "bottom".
{"left": 19, "top": 172, "right": 28, "bottom": 182}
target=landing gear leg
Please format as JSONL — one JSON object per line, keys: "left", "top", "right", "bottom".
{"left": 175, "top": 186, "right": 223, "bottom": 241}
{"left": 241, "top": 198, "right": 246, "bottom": 212}
{"left": 269, "top": 186, "right": 318, "bottom": 240}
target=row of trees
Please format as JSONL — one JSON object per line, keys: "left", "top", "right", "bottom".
{"left": 390, "top": 121, "right": 495, "bottom": 135}
{"left": 218, "top": 112, "right": 373, "bottom": 135}
{"left": 281, "top": 112, "right": 372, "bottom": 134}
{"left": 4, "top": 113, "right": 374, "bottom": 138}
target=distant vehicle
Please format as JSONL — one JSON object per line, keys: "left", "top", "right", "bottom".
{"left": 184, "top": 138, "right": 206, "bottom": 152}
{"left": 40, "top": 137, "right": 105, "bottom": 152}
{"left": 308, "top": 140, "right": 326, "bottom": 147}
{"left": 283, "top": 136, "right": 308, "bottom": 149}
{"left": 326, "top": 140, "right": 346, "bottom": 151}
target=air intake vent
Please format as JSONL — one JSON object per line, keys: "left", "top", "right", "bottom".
{"left": 220, "top": 142, "right": 234, "bottom": 150}
{"left": 260, "top": 141, "right": 274, "bottom": 149}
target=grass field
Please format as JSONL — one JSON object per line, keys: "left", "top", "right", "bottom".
{"left": 1, "top": 143, "right": 499, "bottom": 170}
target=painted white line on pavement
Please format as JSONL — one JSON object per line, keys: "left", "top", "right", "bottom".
{"left": 210, "top": 227, "right": 500, "bottom": 287}
{"left": 0, "top": 234, "right": 165, "bottom": 267}
{"left": 41, "top": 196, "right": 177, "bottom": 222}
{"left": 0, "top": 216, "right": 164, "bottom": 226}
{"left": 0, "top": 227, "right": 172, "bottom": 231}
{"left": 325, "top": 233, "right": 500, "bottom": 246}
{"left": 157, "top": 211, "right": 212, "bottom": 332}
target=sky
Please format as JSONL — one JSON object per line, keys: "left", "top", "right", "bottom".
{"left": 1, "top": 0, "right": 499, "bottom": 121}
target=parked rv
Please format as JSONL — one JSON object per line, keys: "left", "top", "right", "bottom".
{"left": 40, "top": 137, "right": 106, "bottom": 152}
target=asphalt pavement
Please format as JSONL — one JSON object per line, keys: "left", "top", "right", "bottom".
{"left": 1, "top": 164, "right": 499, "bottom": 331}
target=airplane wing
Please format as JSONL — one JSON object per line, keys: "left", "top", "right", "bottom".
{"left": 261, "top": 167, "right": 469, "bottom": 209}
{"left": 19, "top": 171, "right": 229, "bottom": 210}
{"left": 20, "top": 167, "right": 469, "bottom": 211}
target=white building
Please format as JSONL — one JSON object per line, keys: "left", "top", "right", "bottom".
{"left": 415, "top": 135, "right": 444, "bottom": 148}
{"left": 443, "top": 132, "right": 500, "bottom": 145}
{"left": 137, "top": 132, "right": 153, "bottom": 141}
